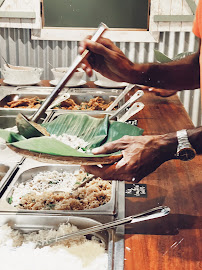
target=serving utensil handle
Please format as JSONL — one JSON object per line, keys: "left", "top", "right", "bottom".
{"left": 37, "top": 206, "right": 170, "bottom": 247}
{"left": 109, "top": 90, "right": 144, "bottom": 120}
{"left": 106, "top": 84, "right": 135, "bottom": 112}
{"left": 118, "top": 102, "right": 144, "bottom": 122}
{"left": 31, "top": 23, "right": 108, "bottom": 122}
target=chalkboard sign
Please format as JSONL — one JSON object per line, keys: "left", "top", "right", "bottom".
{"left": 43, "top": 0, "right": 149, "bottom": 29}
{"left": 125, "top": 184, "right": 147, "bottom": 198}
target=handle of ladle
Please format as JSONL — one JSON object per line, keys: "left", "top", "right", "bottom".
{"left": 31, "top": 23, "right": 108, "bottom": 123}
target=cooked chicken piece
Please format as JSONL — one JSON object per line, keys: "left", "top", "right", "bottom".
{"left": 4, "top": 97, "right": 43, "bottom": 109}
{"left": 60, "top": 98, "right": 77, "bottom": 108}
{"left": 3, "top": 96, "right": 115, "bottom": 111}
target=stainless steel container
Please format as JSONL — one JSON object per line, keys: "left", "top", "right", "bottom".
{"left": 0, "top": 90, "right": 124, "bottom": 113}
{"left": 0, "top": 161, "right": 19, "bottom": 196}
{"left": 0, "top": 93, "right": 48, "bottom": 110}
{"left": 0, "top": 162, "right": 120, "bottom": 221}
{"left": 0, "top": 212, "right": 124, "bottom": 270}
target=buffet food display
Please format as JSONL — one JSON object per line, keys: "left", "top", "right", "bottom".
{"left": 0, "top": 92, "right": 121, "bottom": 111}
{"left": 9, "top": 169, "right": 112, "bottom": 211}
{"left": 3, "top": 96, "right": 116, "bottom": 111}
{"left": 0, "top": 83, "right": 134, "bottom": 269}
{"left": 0, "top": 214, "right": 110, "bottom": 270}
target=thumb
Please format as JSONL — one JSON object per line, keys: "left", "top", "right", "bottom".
{"left": 92, "top": 141, "right": 123, "bottom": 155}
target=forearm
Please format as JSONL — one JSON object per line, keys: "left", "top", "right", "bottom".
{"left": 130, "top": 51, "right": 200, "bottom": 90}
{"left": 187, "top": 126, "right": 202, "bottom": 154}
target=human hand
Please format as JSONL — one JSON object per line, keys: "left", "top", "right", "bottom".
{"left": 83, "top": 134, "right": 177, "bottom": 183}
{"left": 138, "top": 85, "right": 178, "bottom": 97}
{"left": 79, "top": 36, "right": 135, "bottom": 82}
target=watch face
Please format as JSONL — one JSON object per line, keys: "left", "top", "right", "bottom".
{"left": 178, "top": 148, "right": 196, "bottom": 161}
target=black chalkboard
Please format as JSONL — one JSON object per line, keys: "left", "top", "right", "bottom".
{"left": 43, "top": 0, "right": 149, "bottom": 29}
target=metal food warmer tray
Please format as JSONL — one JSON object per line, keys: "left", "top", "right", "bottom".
{"left": 0, "top": 212, "right": 125, "bottom": 270}
{"left": 0, "top": 160, "right": 19, "bottom": 197}
{"left": 0, "top": 160, "right": 125, "bottom": 223}
{"left": 0, "top": 89, "right": 125, "bottom": 115}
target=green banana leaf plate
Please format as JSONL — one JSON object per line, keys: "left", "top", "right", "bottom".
{"left": 0, "top": 113, "right": 143, "bottom": 165}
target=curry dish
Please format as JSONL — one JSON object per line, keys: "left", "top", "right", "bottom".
{"left": 4, "top": 96, "right": 115, "bottom": 111}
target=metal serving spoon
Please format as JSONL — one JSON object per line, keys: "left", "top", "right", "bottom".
{"left": 36, "top": 205, "right": 170, "bottom": 248}
{"left": 16, "top": 23, "right": 108, "bottom": 139}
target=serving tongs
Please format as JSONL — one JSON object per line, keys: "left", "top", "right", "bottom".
{"left": 109, "top": 89, "right": 144, "bottom": 120}
{"left": 36, "top": 205, "right": 170, "bottom": 248}
{"left": 106, "top": 84, "right": 135, "bottom": 111}
{"left": 16, "top": 23, "right": 108, "bottom": 139}
{"left": 118, "top": 102, "right": 144, "bottom": 122}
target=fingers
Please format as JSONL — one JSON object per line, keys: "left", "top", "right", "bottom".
{"left": 92, "top": 141, "right": 124, "bottom": 155}
{"left": 145, "top": 87, "right": 178, "bottom": 97}
{"left": 92, "top": 136, "right": 135, "bottom": 155}
{"left": 80, "top": 61, "right": 93, "bottom": 77}
{"left": 80, "top": 36, "right": 117, "bottom": 59}
{"left": 79, "top": 36, "right": 115, "bottom": 54}
{"left": 82, "top": 163, "right": 141, "bottom": 182}
{"left": 84, "top": 40, "right": 113, "bottom": 58}
{"left": 82, "top": 164, "right": 117, "bottom": 180}
{"left": 79, "top": 35, "right": 92, "bottom": 54}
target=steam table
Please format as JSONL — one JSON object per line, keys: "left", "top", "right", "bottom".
{"left": 1, "top": 79, "right": 201, "bottom": 270}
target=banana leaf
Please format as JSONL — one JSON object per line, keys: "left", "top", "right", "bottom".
{"left": 154, "top": 50, "right": 172, "bottom": 63}
{"left": 0, "top": 113, "right": 144, "bottom": 158}
{"left": 154, "top": 49, "right": 193, "bottom": 63}
{"left": 173, "top": 51, "right": 193, "bottom": 61}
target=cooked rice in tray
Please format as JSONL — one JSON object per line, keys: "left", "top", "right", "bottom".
{"left": 0, "top": 223, "right": 108, "bottom": 270}
{"left": 9, "top": 170, "right": 112, "bottom": 210}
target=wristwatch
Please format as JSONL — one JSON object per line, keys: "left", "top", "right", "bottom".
{"left": 176, "top": 129, "right": 196, "bottom": 161}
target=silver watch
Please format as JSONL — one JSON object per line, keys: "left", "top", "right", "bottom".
{"left": 176, "top": 129, "right": 196, "bottom": 161}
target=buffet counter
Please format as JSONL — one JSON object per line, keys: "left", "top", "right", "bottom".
{"left": 0, "top": 79, "right": 201, "bottom": 270}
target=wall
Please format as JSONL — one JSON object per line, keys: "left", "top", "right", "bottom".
{"left": 0, "top": 28, "right": 201, "bottom": 126}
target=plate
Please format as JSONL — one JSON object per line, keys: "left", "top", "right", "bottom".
{"left": 3, "top": 80, "right": 41, "bottom": 86}
{"left": 50, "top": 80, "right": 87, "bottom": 87}
{"left": 94, "top": 80, "right": 128, "bottom": 88}
{"left": 8, "top": 144, "right": 122, "bottom": 165}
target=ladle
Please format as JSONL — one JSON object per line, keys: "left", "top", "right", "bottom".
{"left": 16, "top": 23, "right": 108, "bottom": 139}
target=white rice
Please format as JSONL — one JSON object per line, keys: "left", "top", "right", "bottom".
{"left": 0, "top": 223, "right": 108, "bottom": 270}
{"left": 11, "top": 170, "right": 83, "bottom": 206}
{"left": 51, "top": 134, "right": 89, "bottom": 152}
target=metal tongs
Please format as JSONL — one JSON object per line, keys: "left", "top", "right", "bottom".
{"left": 106, "top": 84, "right": 135, "bottom": 111}
{"left": 109, "top": 89, "right": 144, "bottom": 120}
{"left": 36, "top": 206, "right": 170, "bottom": 248}
{"left": 16, "top": 23, "right": 108, "bottom": 139}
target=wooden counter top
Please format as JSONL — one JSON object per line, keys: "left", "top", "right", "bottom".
{"left": 124, "top": 88, "right": 202, "bottom": 270}
{"left": 0, "top": 80, "right": 201, "bottom": 269}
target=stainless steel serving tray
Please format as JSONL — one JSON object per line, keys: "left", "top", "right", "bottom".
{"left": 0, "top": 93, "right": 50, "bottom": 116}
{"left": 0, "top": 91, "right": 125, "bottom": 114}
{"left": 0, "top": 213, "right": 124, "bottom": 270}
{"left": 0, "top": 161, "right": 118, "bottom": 218}
{"left": 0, "top": 110, "right": 48, "bottom": 129}
{"left": 0, "top": 161, "right": 19, "bottom": 196}
{"left": 16, "top": 86, "right": 123, "bottom": 95}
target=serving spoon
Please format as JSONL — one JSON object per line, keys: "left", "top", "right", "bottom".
{"left": 36, "top": 205, "right": 170, "bottom": 248}
{"left": 16, "top": 23, "right": 108, "bottom": 139}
